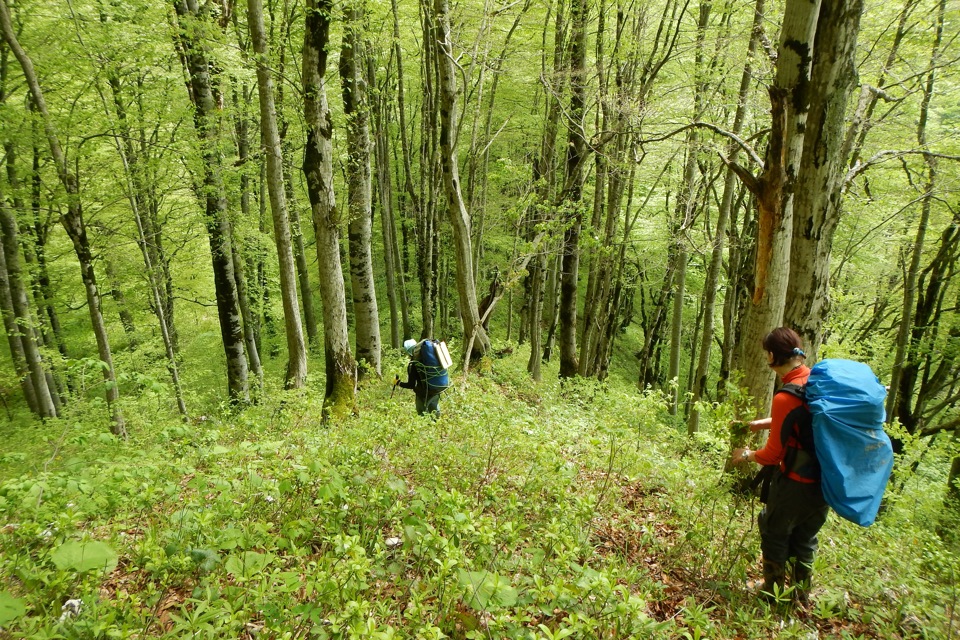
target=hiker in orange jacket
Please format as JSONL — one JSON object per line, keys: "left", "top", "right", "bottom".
{"left": 732, "top": 327, "right": 828, "bottom": 603}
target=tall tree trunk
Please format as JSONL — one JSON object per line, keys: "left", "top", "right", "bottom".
{"left": 431, "top": 0, "right": 490, "bottom": 360}
{"left": 369, "top": 52, "right": 404, "bottom": 349}
{"left": 1, "top": 0, "right": 126, "bottom": 435}
{"left": 784, "top": 0, "right": 865, "bottom": 359}
{"left": 271, "top": 0, "right": 319, "bottom": 350}
{"left": 728, "top": 0, "right": 821, "bottom": 418}
{"left": 525, "top": 0, "right": 565, "bottom": 377}
{"left": 303, "top": 0, "right": 357, "bottom": 417}
{"left": 417, "top": 2, "right": 439, "bottom": 339}
{"left": 248, "top": 0, "right": 307, "bottom": 389}
{"left": 172, "top": 0, "right": 249, "bottom": 404}
{"left": 557, "top": 0, "right": 588, "bottom": 379}
{"left": 340, "top": 4, "right": 382, "bottom": 376}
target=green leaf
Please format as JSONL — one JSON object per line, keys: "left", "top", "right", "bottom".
{"left": 51, "top": 541, "right": 118, "bottom": 573}
{"left": 224, "top": 551, "right": 273, "bottom": 577}
{"left": 0, "top": 592, "right": 26, "bottom": 625}
{"left": 457, "top": 570, "right": 518, "bottom": 611}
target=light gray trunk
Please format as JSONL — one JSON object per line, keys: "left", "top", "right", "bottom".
{"left": 303, "top": 0, "right": 357, "bottom": 417}
{"left": 784, "top": 0, "right": 864, "bottom": 360}
{"left": 340, "top": 9, "right": 382, "bottom": 376}
{"left": 431, "top": 0, "right": 490, "bottom": 360}
{"left": 248, "top": 0, "right": 307, "bottom": 389}
{"left": 731, "top": 0, "right": 820, "bottom": 418}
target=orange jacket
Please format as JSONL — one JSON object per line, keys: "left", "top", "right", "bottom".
{"left": 754, "top": 365, "right": 816, "bottom": 483}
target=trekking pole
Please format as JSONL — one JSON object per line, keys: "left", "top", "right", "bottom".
{"left": 390, "top": 376, "right": 399, "bottom": 399}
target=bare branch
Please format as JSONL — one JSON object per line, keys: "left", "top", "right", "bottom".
{"left": 639, "top": 122, "right": 764, "bottom": 167}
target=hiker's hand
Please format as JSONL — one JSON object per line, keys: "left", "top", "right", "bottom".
{"left": 749, "top": 417, "right": 772, "bottom": 432}
{"left": 394, "top": 375, "right": 399, "bottom": 385}
{"left": 732, "top": 448, "right": 753, "bottom": 465}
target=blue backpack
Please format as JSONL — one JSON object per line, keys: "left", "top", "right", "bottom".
{"left": 413, "top": 340, "right": 449, "bottom": 391}
{"left": 783, "top": 359, "right": 894, "bottom": 527}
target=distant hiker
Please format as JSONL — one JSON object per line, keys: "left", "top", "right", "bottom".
{"left": 732, "top": 327, "right": 828, "bottom": 603}
{"left": 395, "top": 338, "right": 451, "bottom": 417}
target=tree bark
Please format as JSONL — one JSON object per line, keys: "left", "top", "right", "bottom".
{"left": 557, "top": 0, "right": 588, "bottom": 379}
{"left": 172, "top": 0, "right": 249, "bottom": 405}
{"left": 303, "top": 0, "right": 357, "bottom": 417}
{"left": 729, "top": 0, "right": 821, "bottom": 418}
{"left": 248, "top": 0, "right": 307, "bottom": 389}
{"left": 0, "top": 201, "right": 55, "bottom": 416}
{"left": 688, "top": 0, "right": 764, "bottom": 434}
{"left": 340, "top": 3, "right": 382, "bottom": 376}
{"left": 784, "top": 0, "right": 865, "bottom": 359}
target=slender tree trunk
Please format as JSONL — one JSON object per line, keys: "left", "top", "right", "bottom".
{"left": 172, "top": 0, "right": 249, "bottom": 404}
{"left": 886, "top": 0, "right": 945, "bottom": 431}
{"left": 0, "top": 233, "right": 38, "bottom": 413}
{"left": 303, "top": 0, "right": 357, "bottom": 417}
{"left": 431, "top": 0, "right": 490, "bottom": 360}
{"left": 340, "top": 4, "right": 382, "bottom": 376}
{"left": 557, "top": 0, "right": 588, "bottom": 379}
{"left": 1, "top": 0, "right": 125, "bottom": 434}
{"left": 248, "top": 0, "right": 307, "bottom": 388}
{"left": 0, "top": 201, "right": 55, "bottom": 417}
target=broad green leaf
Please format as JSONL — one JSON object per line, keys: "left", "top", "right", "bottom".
{"left": 0, "top": 592, "right": 26, "bottom": 625}
{"left": 457, "top": 570, "right": 518, "bottom": 611}
{"left": 224, "top": 551, "right": 273, "bottom": 577}
{"left": 51, "top": 541, "right": 118, "bottom": 573}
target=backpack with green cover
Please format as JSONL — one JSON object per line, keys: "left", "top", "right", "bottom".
{"left": 413, "top": 339, "right": 451, "bottom": 391}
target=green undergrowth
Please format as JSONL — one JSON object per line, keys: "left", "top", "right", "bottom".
{"left": 0, "top": 348, "right": 956, "bottom": 638}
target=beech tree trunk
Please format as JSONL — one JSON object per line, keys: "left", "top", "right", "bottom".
{"left": 248, "top": 0, "right": 307, "bottom": 389}
{"left": 784, "top": 0, "right": 865, "bottom": 359}
{"left": 303, "top": 0, "right": 357, "bottom": 418}
{"left": 729, "top": 0, "right": 821, "bottom": 418}
{"left": 557, "top": 0, "right": 588, "bottom": 379}
{"left": 340, "top": 5, "right": 382, "bottom": 376}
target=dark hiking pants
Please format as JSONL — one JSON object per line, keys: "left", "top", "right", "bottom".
{"left": 758, "top": 471, "right": 829, "bottom": 565}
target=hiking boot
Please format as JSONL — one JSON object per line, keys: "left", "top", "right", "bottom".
{"left": 759, "top": 559, "right": 786, "bottom": 601}
{"left": 792, "top": 560, "right": 813, "bottom": 605}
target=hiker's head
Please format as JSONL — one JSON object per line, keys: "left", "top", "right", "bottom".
{"left": 762, "top": 327, "right": 805, "bottom": 368}
{"left": 403, "top": 339, "right": 417, "bottom": 356}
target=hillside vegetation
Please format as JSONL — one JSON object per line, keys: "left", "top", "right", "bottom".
{"left": 0, "top": 342, "right": 955, "bottom": 639}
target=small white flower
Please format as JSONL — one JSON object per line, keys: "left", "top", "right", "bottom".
{"left": 385, "top": 537, "right": 402, "bottom": 550}
{"left": 264, "top": 495, "right": 275, "bottom": 503}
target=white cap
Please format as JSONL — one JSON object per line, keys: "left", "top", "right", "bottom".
{"left": 403, "top": 339, "right": 417, "bottom": 354}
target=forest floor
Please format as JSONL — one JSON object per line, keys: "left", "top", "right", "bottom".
{"left": 0, "top": 346, "right": 956, "bottom": 638}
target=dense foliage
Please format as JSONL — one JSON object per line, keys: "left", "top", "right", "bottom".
{"left": 1, "top": 341, "right": 958, "bottom": 638}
